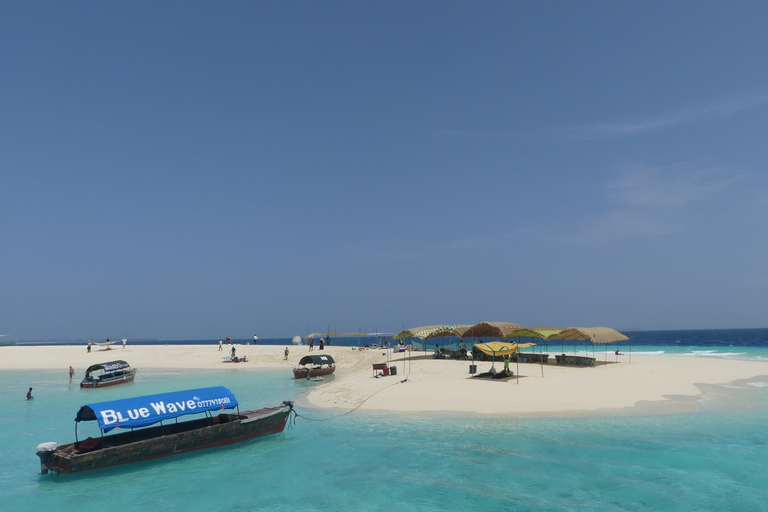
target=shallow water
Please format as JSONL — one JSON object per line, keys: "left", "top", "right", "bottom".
{"left": 3, "top": 356, "right": 768, "bottom": 512}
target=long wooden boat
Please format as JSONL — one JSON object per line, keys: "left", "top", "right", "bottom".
{"left": 292, "top": 354, "right": 335, "bottom": 379}
{"left": 80, "top": 360, "right": 136, "bottom": 388}
{"left": 36, "top": 386, "right": 294, "bottom": 474}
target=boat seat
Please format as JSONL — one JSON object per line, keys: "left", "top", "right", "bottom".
{"left": 78, "top": 436, "right": 102, "bottom": 452}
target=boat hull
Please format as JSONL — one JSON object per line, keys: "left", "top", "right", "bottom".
{"left": 292, "top": 367, "right": 335, "bottom": 379}
{"left": 43, "top": 405, "right": 292, "bottom": 474}
{"left": 80, "top": 370, "right": 136, "bottom": 388}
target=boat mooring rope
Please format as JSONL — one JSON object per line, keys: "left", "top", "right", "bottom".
{"left": 292, "top": 377, "right": 405, "bottom": 422}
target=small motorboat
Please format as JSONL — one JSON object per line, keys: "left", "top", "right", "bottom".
{"left": 35, "top": 387, "right": 294, "bottom": 474}
{"left": 292, "top": 354, "right": 335, "bottom": 379}
{"left": 80, "top": 360, "right": 136, "bottom": 388}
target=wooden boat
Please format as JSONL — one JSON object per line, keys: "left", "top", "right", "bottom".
{"left": 35, "top": 386, "right": 294, "bottom": 474}
{"left": 292, "top": 354, "right": 335, "bottom": 379}
{"left": 80, "top": 360, "right": 136, "bottom": 388}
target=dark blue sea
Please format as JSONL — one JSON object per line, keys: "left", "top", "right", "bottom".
{"left": 3, "top": 328, "right": 768, "bottom": 511}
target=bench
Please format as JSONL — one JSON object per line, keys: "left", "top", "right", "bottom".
{"left": 372, "top": 363, "right": 389, "bottom": 377}
{"left": 439, "top": 348, "right": 469, "bottom": 360}
{"left": 555, "top": 355, "right": 595, "bottom": 367}
{"left": 515, "top": 353, "right": 550, "bottom": 364}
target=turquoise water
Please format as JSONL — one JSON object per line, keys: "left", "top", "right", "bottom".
{"left": 0, "top": 329, "right": 768, "bottom": 512}
{"left": 3, "top": 347, "right": 768, "bottom": 511}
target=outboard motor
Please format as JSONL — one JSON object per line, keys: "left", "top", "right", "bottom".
{"left": 36, "top": 442, "right": 58, "bottom": 474}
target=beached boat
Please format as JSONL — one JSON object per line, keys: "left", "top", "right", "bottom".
{"left": 35, "top": 386, "right": 294, "bottom": 474}
{"left": 292, "top": 354, "right": 335, "bottom": 379}
{"left": 80, "top": 360, "right": 136, "bottom": 388}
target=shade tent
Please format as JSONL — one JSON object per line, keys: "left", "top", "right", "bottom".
{"left": 474, "top": 341, "right": 536, "bottom": 357}
{"left": 548, "top": 327, "right": 631, "bottom": 363}
{"left": 423, "top": 326, "right": 470, "bottom": 340}
{"left": 462, "top": 321, "right": 525, "bottom": 339}
{"left": 503, "top": 327, "right": 564, "bottom": 377}
{"left": 392, "top": 325, "right": 471, "bottom": 340}
{"left": 474, "top": 341, "right": 535, "bottom": 383}
{"left": 505, "top": 327, "right": 565, "bottom": 339}
{"left": 548, "top": 327, "right": 629, "bottom": 344}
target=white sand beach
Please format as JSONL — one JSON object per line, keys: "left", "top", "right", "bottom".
{"left": 3, "top": 343, "right": 767, "bottom": 416}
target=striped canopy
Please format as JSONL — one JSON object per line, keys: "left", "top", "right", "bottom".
{"left": 474, "top": 341, "right": 536, "bottom": 357}
{"left": 548, "top": 327, "right": 629, "bottom": 344}
{"left": 392, "top": 324, "right": 472, "bottom": 340}
{"left": 504, "top": 326, "right": 565, "bottom": 339}
{"left": 424, "top": 325, "right": 471, "bottom": 340}
{"left": 463, "top": 321, "right": 524, "bottom": 338}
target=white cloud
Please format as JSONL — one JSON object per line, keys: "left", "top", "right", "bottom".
{"left": 573, "top": 92, "right": 768, "bottom": 138}
{"left": 545, "top": 164, "right": 750, "bottom": 244}
{"left": 604, "top": 164, "right": 741, "bottom": 210}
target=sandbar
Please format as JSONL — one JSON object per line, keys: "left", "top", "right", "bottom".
{"left": 2, "top": 344, "right": 767, "bottom": 416}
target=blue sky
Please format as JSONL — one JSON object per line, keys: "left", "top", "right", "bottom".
{"left": 2, "top": 1, "right": 767, "bottom": 340}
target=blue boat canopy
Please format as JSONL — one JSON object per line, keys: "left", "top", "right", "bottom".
{"left": 298, "top": 354, "right": 335, "bottom": 366}
{"left": 84, "top": 360, "right": 131, "bottom": 376}
{"left": 75, "top": 386, "right": 239, "bottom": 432}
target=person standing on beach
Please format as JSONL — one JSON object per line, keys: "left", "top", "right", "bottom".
{"left": 122, "top": 337, "right": 127, "bottom": 349}
{"left": 87, "top": 341, "right": 91, "bottom": 353}
{"left": 231, "top": 346, "right": 236, "bottom": 358}
{"left": 218, "top": 339, "right": 223, "bottom": 351}
{"left": 26, "top": 387, "right": 33, "bottom": 400}
{"left": 309, "top": 339, "right": 314, "bottom": 351}
{"left": 284, "top": 347, "right": 289, "bottom": 360}
{"left": 319, "top": 338, "right": 324, "bottom": 350}
{"left": 253, "top": 334, "right": 258, "bottom": 345}
{"left": 69, "top": 366, "right": 75, "bottom": 379}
